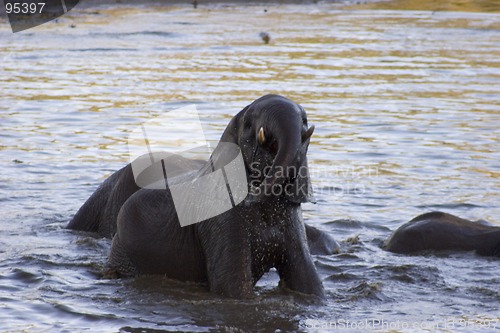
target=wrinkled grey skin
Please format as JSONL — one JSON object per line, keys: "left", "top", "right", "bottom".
{"left": 384, "top": 211, "right": 500, "bottom": 257}
{"left": 68, "top": 94, "right": 332, "bottom": 298}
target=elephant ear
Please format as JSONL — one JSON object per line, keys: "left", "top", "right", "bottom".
{"left": 207, "top": 106, "right": 247, "bottom": 169}
{"left": 218, "top": 107, "right": 247, "bottom": 146}
{"left": 286, "top": 126, "right": 316, "bottom": 204}
{"left": 195, "top": 106, "right": 250, "bottom": 197}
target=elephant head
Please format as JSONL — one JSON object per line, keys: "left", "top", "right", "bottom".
{"left": 210, "top": 94, "right": 315, "bottom": 204}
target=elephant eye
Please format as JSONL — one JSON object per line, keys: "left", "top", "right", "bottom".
{"left": 260, "top": 137, "right": 278, "bottom": 155}
{"left": 268, "top": 140, "right": 278, "bottom": 155}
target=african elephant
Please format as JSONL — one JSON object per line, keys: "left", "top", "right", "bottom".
{"left": 68, "top": 94, "right": 332, "bottom": 298}
{"left": 384, "top": 211, "right": 500, "bottom": 257}
{"left": 67, "top": 154, "right": 338, "bottom": 256}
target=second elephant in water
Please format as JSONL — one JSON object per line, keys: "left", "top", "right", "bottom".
{"left": 384, "top": 211, "right": 500, "bottom": 257}
{"left": 68, "top": 94, "right": 334, "bottom": 298}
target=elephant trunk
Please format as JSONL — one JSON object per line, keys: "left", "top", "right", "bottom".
{"left": 250, "top": 112, "right": 303, "bottom": 202}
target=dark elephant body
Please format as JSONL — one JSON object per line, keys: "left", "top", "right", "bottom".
{"left": 305, "top": 223, "right": 340, "bottom": 255}
{"left": 384, "top": 211, "right": 500, "bottom": 257}
{"left": 69, "top": 95, "right": 333, "bottom": 298}
{"left": 67, "top": 155, "right": 204, "bottom": 238}
{"left": 109, "top": 188, "right": 322, "bottom": 298}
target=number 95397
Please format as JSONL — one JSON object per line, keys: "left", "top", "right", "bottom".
{"left": 5, "top": 2, "right": 46, "bottom": 14}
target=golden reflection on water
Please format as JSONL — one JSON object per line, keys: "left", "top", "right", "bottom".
{"left": 350, "top": 0, "right": 500, "bottom": 13}
{"left": 0, "top": 2, "right": 499, "bottom": 221}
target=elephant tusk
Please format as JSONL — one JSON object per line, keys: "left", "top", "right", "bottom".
{"left": 302, "top": 124, "right": 315, "bottom": 143}
{"left": 258, "top": 127, "right": 266, "bottom": 145}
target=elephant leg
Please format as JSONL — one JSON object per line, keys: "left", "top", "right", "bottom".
{"left": 206, "top": 256, "right": 253, "bottom": 298}
{"left": 105, "top": 233, "right": 138, "bottom": 278}
{"left": 198, "top": 221, "right": 254, "bottom": 298}
{"left": 279, "top": 251, "right": 324, "bottom": 298}
{"left": 277, "top": 227, "right": 325, "bottom": 298}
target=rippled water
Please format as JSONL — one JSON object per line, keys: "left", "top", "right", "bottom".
{"left": 1, "top": 1, "right": 499, "bottom": 332}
